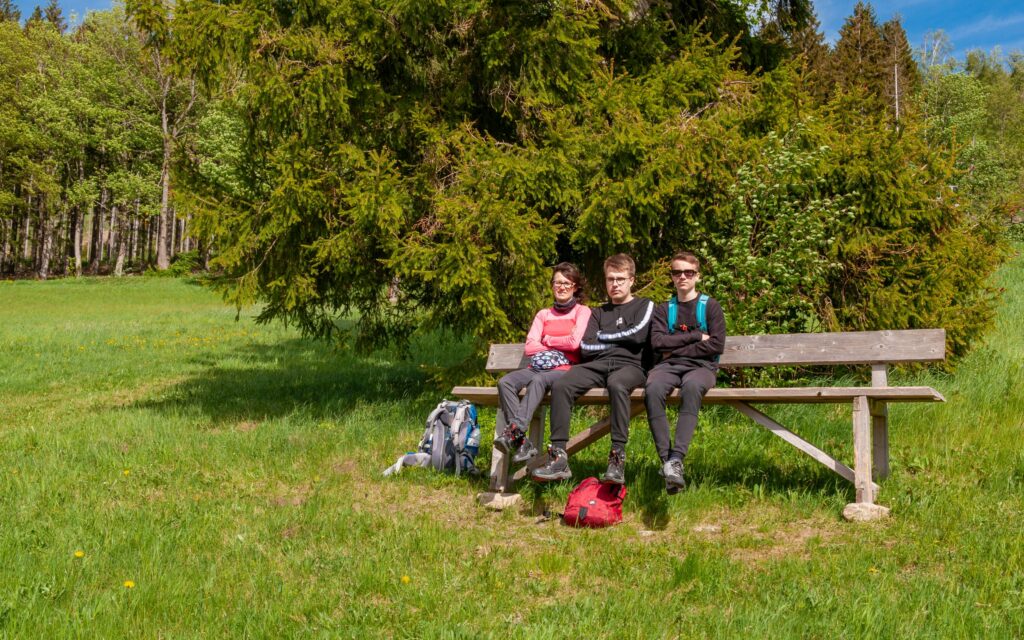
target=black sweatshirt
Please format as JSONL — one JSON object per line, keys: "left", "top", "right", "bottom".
{"left": 579, "top": 296, "right": 655, "bottom": 367}
{"left": 650, "top": 294, "right": 726, "bottom": 368}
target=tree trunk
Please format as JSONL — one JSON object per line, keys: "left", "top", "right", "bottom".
{"left": 37, "top": 204, "right": 52, "bottom": 280}
{"left": 146, "top": 214, "right": 155, "bottom": 265}
{"left": 22, "top": 206, "right": 32, "bottom": 263}
{"left": 128, "top": 200, "right": 140, "bottom": 267}
{"left": 114, "top": 208, "right": 128, "bottom": 277}
{"left": 71, "top": 207, "right": 82, "bottom": 277}
{"left": 90, "top": 188, "right": 108, "bottom": 274}
{"left": 168, "top": 204, "right": 177, "bottom": 260}
{"left": 1, "top": 217, "right": 11, "bottom": 275}
{"left": 156, "top": 123, "right": 172, "bottom": 270}
{"left": 109, "top": 203, "right": 119, "bottom": 264}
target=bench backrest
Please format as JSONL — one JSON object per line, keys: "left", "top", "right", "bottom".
{"left": 485, "top": 329, "right": 946, "bottom": 373}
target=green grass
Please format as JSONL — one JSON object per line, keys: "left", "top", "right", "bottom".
{"left": 2, "top": 251, "right": 1024, "bottom": 638}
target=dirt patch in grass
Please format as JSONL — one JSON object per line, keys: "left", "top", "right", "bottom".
{"left": 271, "top": 482, "right": 312, "bottom": 507}
{"left": 684, "top": 505, "right": 848, "bottom": 565}
{"left": 236, "top": 421, "right": 260, "bottom": 433}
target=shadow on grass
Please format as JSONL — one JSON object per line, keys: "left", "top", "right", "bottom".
{"left": 136, "top": 337, "right": 461, "bottom": 424}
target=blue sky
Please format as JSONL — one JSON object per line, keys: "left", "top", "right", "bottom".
{"left": 13, "top": 0, "right": 1024, "bottom": 63}
{"left": 816, "top": 0, "right": 1024, "bottom": 60}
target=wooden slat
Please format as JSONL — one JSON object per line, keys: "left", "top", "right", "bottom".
{"left": 720, "top": 329, "right": 945, "bottom": 367}
{"left": 485, "top": 329, "right": 946, "bottom": 373}
{"left": 451, "top": 385, "right": 945, "bottom": 406}
{"left": 727, "top": 401, "right": 879, "bottom": 493}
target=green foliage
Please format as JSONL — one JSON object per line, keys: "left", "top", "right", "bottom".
{"left": 703, "top": 129, "right": 851, "bottom": 335}
{"left": 156, "top": 0, "right": 1006, "bottom": 370}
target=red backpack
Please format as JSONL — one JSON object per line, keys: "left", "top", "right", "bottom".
{"left": 562, "top": 477, "right": 627, "bottom": 528}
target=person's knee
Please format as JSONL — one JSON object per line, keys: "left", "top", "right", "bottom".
{"left": 498, "top": 376, "right": 517, "bottom": 393}
{"left": 680, "top": 378, "right": 710, "bottom": 403}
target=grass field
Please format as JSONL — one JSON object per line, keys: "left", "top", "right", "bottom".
{"left": 1, "top": 249, "right": 1023, "bottom": 639}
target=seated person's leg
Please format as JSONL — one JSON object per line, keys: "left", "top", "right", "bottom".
{"left": 672, "top": 367, "right": 717, "bottom": 460}
{"left": 644, "top": 365, "right": 683, "bottom": 463}
{"left": 535, "top": 363, "right": 604, "bottom": 482}
{"left": 513, "top": 369, "right": 565, "bottom": 462}
{"left": 602, "top": 364, "right": 647, "bottom": 484}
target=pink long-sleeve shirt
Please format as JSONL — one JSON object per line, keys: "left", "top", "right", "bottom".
{"left": 523, "top": 303, "right": 592, "bottom": 370}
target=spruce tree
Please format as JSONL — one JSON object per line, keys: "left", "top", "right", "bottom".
{"left": 0, "top": 0, "right": 20, "bottom": 22}
{"left": 25, "top": 6, "right": 44, "bottom": 29}
{"left": 829, "top": 2, "right": 888, "bottom": 109}
{"left": 43, "top": 0, "right": 65, "bottom": 33}
{"left": 881, "top": 17, "right": 920, "bottom": 127}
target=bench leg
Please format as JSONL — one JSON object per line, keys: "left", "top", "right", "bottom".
{"left": 870, "top": 399, "right": 890, "bottom": 481}
{"left": 852, "top": 395, "right": 875, "bottom": 504}
{"left": 488, "top": 409, "right": 511, "bottom": 492}
{"left": 528, "top": 407, "right": 545, "bottom": 458}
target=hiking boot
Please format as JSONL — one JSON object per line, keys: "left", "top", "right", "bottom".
{"left": 512, "top": 438, "right": 539, "bottom": 463}
{"left": 493, "top": 424, "right": 525, "bottom": 454}
{"left": 662, "top": 458, "right": 686, "bottom": 495}
{"left": 601, "top": 449, "right": 626, "bottom": 485}
{"left": 531, "top": 446, "right": 571, "bottom": 482}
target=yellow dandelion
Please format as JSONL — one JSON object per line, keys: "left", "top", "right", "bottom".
{"left": 123, "top": 580, "right": 135, "bottom": 589}
{"left": 868, "top": 566, "right": 879, "bottom": 574}
{"left": 401, "top": 575, "right": 411, "bottom": 584}
{"left": 123, "top": 469, "right": 130, "bottom": 476}
{"left": 74, "top": 550, "right": 85, "bottom": 558}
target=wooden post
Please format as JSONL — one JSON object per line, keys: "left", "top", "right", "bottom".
{"left": 852, "top": 395, "right": 874, "bottom": 504}
{"left": 870, "top": 364, "right": 890, "bottom": 480}
{"left": 488, "top": 408, "right": 510, "bottom": 492}
{"left": 528, "top": 407, "right": 545, "bottom": 455}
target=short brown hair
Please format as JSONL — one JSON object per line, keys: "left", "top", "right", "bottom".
{"left": 603, "top": 253, "right": 635, "bottom": 277}
{"left": 671, "top": 251, "right": 701, "bottom": 271}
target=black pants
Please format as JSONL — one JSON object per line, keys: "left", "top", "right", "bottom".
{"left": 644, "top": 361, "right": 717, "bottom": 462}
{"left": 549, "top": 359, "right": 646, "bottom": 452}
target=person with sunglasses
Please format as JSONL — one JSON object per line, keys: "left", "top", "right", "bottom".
{"left": 492, "top": 263, "right": 592, "bottom": 464}
{"left": 533, "top": 253, "right": 655, "bottom": 484}
{"left": 644, "top": 251, "right": 726, "bottom": 494}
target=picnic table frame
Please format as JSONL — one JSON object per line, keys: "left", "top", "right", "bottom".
{"left": 452, "top": 329, "right": 945, "bottom": 510}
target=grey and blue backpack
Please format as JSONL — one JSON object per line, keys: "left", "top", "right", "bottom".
{"left": 382, "top": 400, "right": 482, "bottom": 477}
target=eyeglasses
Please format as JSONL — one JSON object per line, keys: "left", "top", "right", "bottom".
{"left": 605, "top": 277, "right": 632, "bottom": 285}
{"left": 670, "top": 269, "right": 698, "bottom": 279}
{"left": 552, "top": 281, "right": 575, "bottom": 290}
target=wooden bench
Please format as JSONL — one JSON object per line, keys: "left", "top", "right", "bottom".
{"left": 452, "top": 329, "right": 945, "bottom": 510}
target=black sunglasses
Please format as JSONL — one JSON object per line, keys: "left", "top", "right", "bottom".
{"left": 670, "top": 269, "right": 698, "bottom": 278}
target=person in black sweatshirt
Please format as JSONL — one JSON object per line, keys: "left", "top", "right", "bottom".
{"left": 533, "top": 254, "right": 654, "bottom": 485}
{"left": 645, "top": 251, "right": 726, "bottom": 494}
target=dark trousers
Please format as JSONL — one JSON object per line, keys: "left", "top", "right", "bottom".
{"left": 644, "top": 361, "right": 717, "bottom": 462}
{"left": 497, "top": 367, "right": 565, "bottom": 430}
{"left": 549, "top": 359, "right": 646, "bottom": 452}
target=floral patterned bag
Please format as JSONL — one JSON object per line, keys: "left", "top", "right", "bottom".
{"left": 529, "top": 349, "right": 571, "bottom": 371}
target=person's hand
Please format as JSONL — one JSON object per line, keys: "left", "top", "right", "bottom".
{"left": 701, "top": 333, "right": 710, "bottom": 342}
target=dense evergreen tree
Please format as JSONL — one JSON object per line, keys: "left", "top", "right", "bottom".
{"left": 880, "top": 17, "right": 919, "bottom": 126}
{"left": 829, "top": 2, "right": 888, "bottom": 109}
{"left": 138, "top": 0, "right": 1006, "bottom": 363}
{"left": 0, "top": 0, "right": 20, "bottom": 22}
{"left": 43, "top": 0, "right": 66, "bottom": 33}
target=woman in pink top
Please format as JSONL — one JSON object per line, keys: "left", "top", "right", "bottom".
{"left": 493, "top": 262, "right": 591, "bottom": 463}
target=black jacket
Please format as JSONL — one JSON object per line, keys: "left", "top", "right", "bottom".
{"left": 650, "top": 294, "right": 726, "bottom": 368}
{"left": 579, "top": 296, "right": 655, "bottom": 368}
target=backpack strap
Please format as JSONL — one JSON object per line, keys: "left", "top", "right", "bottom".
{"left": 419, "top": 402, "right": 448, "bottom": 452}
{"left": 667, "top": 295, "right": 678, "bottom": 334}
{"left": 696, "top": 293, "right": 709, "bottom": 333}
{"left": 451, "top": 402, "right": 470, "bottom": 476}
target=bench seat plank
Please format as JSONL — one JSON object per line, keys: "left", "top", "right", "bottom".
{"left": 451, "top": 385, "right": 945, "bottom": 406}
